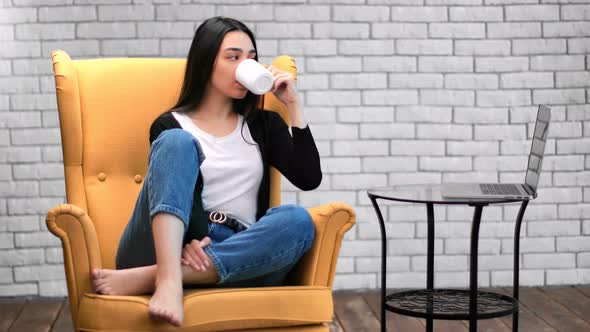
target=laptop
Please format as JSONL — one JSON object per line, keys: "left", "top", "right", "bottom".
{"left": 441, "top": 105, "right": 551, "bottom": 199}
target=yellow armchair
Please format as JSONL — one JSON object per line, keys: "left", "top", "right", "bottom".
{"left": 45, "top": 50, "right": 355, "bottom": 331}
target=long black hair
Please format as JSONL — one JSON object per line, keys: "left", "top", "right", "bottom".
{"left": 165, "top": 16, "right": 262, "bottom": 122}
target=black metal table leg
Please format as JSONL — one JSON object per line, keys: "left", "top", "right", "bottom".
{"left": 426, "top": 203, "right": 435, "bottom": 332}
{"left": 513, "top": 200, "right": 529, "bottom": 332}
{"left": 469, "top": 205, "right": 485, "bottom": 332}
{"left": 370, "top": 197, "right": 388, "bottom": 332}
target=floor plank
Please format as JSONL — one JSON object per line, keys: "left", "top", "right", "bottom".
{"left": 496, "top": 288, "right": 558, "bottom": 332}
{"left": 50, "top": 299, "right": 74, "bottom": 332}
{"left": 362, "top": 290, "right": 424, "bottom": 332}
{"left": 518, "top": 287, "right": 590, "bottom": 332}
{"left": 541, "top": 287, "right": 590, "bottom": 326}
{"left": 8, "top": 298, "right": 62, "bottom": 332}
{"left": 333, "top": 291, "right": 380, "bottom": 332}
{"left": 0, "top": 298, "right": 26, "bottom": 332}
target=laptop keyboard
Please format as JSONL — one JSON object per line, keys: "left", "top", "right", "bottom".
{"left": 480, "top": 183, "right": 521, "bottom": 196}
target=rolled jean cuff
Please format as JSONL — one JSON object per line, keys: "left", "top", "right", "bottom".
{"left": 149, "top": 204, "right": 190, "bottom": 231}
{"left": 204, "top": 246, "right": 227, "bottom": 284}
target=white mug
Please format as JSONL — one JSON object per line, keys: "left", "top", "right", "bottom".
{"left": 235, "top": 59, "right": 274, "bottom": 95}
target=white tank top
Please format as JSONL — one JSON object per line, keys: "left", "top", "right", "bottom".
{"left": 171, "top": 111, "right": 263, "bottom": 228}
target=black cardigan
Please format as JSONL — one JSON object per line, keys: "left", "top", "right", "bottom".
{"left": 148, "top": 109, "right": 322, "bottom": 242}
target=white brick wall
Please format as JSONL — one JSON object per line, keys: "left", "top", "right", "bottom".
{"left": 0, "top": 1, "right": 588, "bottom": 297}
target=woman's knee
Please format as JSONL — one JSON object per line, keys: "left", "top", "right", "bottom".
{"left": 150, "top": 129, "right": 204, "bottom": 163}
{"left": 274, "top": 205, "right": 315, "bottom": 244}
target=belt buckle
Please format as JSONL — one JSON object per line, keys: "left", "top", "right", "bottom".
{"left": 209, "top": 211, "right": 227, "bottom": 224}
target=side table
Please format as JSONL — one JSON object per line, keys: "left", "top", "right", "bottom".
{"left": 367, "top": 184, "right": 532, "bottom": 332}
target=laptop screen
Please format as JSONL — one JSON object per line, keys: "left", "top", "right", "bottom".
{"left": 524, "top": 105, "right": 551, "bottom": 192}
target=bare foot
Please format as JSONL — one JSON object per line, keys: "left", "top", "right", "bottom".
{"left": 148, "top": 278, "right": 184, "bottom": 327}
{"left": 91, "top": 267, "right": 156, "bottom": 296}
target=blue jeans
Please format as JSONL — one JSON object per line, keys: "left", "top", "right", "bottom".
{"left": 116, "top": 128, "right": 315, "bottom": 287}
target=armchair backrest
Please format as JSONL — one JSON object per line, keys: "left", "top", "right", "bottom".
{"left": 51, "top": 50, "right": 295, "bottom": 269}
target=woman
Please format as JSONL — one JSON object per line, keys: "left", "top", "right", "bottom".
{"left": 90, "top": 17, "right": 321, "bottom": 327}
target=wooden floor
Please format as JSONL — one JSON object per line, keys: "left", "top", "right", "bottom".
{"left": 1, "top": 287, "right": 590, "bottom": 331}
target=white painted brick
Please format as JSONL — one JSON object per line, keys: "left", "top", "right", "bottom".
{"left": 488, "top": 23, "right": 541, "bottom": 38}
{"left": 430, "top": 23, "right": 485, "bottom": 39}
{"left": 298, "top": 75, "right": 329, "bottom": 91}
{"left": 40, "top": 180, "right": 65, "bottom": 196}
{"left": 42, "top": 40, "right": 99, "bottom": 57}
{"left": 478, "top": 255, "right": 514, "bottom": 271}
{"left": 513, "top": 39, "right": 567, "bottom": 55}
{"left": 0, "top": 77, "right": 38, "bottom": 94}
{"left": 333, "top": 174, "right": 387, "bottom": 190}
{"left": 475, "top": 124, "right": 527, "bottom": 140}
{"left": 333, "top": 274, "right": 377, "bottom": 290}
{"left": 307, "top": 57, "right": 361, "bottom": 72}
{"left": 501, "top": 140, "right": 536, "bottom": 155}
{"left": 397, "top": 39, "right": 452, "bottom": 55}
{"left": 0, "top": 61, "right": 10, "bottom": 76}
{"left": 360, "top": 123, "right": 414, "bottom": 139}
{"left": 321, "top": 157, "right": 361, "bottom": 174}
{"left": 333, "top": 6, "right": 389, "bottom": 22}
{"left": 539, "top": 122, "right": 581, "bottom": 138}
{"left": 385, "top": 272, "right": 425, "bottom": 288}
{"left": 531, "top": 55, "right": 585, "bottom": 71}
{"left": 428, "top": 0, "right": 483, "bottom": 4}
{"left": 39, "top": 279, "right": 67, "bottom": 297}
{"left": 0, "top": 233, "right": 13, "bottom": 249}
{"left": 335, "top": 257, "right": 354, "bottom": 274}
{"left": 506, "top": 5, "right": 559, "bottom": 21}
{"left": 275, "top": 5, "right": 329, "bottom": 21}
{"left": 388, "top": 204, "right": 446, "bottom": 222}
{"left": 562, "top": 5, "right": 590, "bottom": 20}
{"left": 137, "top": 22, "right": 194, "bottom": 38}
{"left": 13, "top": 60, "right": 53, "bottom": 75}
{"left": 0, "top": 267, "right": 11, "bottom": 284}
{"left": 419, "top": 56, "right": 473, "bottom": 73}
{"left": 476, "top": 57, "right": 529, "bottom": 72}
{"left": 98, "top": 4, "right": 154, "bottom": 21}
{"left": 391, "top": 6, "right": 447, "bottom": 22}
{"left": 11, "top": 128, "right": 61, "bottom": 145}
{"left": 557, "top": 236, "right": 590, "bottom": 252}
{"left": 0, "top": 25, "right": 13, "bottom": 41}
{"left": 417, "top": 222, "right": 472, "bottom": 238}
{"left": 357, "top": 221, "right": 414, "bottom": 240}
{"left": 543, "top": 156, "right": 584, "bottom": 171}
{"left": 0, "top": 8, "right": 36, "bottom": 24}
{"left": 160, "top": 39, "right": 191, "bottom": 56}
{"left": 13, "top": 163, "right": 64, "bottom": 180}
{"left": 356, "top": 257, "right": 410, "bottom": 273}
{"left": 314, "top": 23, "right": 370, "bottom": 39}
{"left": 396, "top": 106, "right": 451, "bottom": 122}
{"left": 544, "top": 22, "right": 590, "bottom": 37}
{"left": 372, "top": 23, "right": 427, "bottom": 38}
{"left": 448, "top": 142, "right": 499, "bottom": 156}
{"left": 474, "top": 156, "right": 528, "bottom": 171}
{"left": 433, "top": 272, "right": 490, "bottom": 288}
{"left": 299, "top": 190, "right": 356, "bottom": 207}
{"left": 363, "top": 157, "right": 418, "bottom": 172}
{"left": 389, "top": 172, "right": 442, "bottom": 185}
{"left": 533, "top": 89, "right": 586, "bottom": 105}
{"left": 443, "top": 171, "right": 499, "bottom": 183}
{"left": 502, "top": 237, "right": 555, "bottom": 254}
{"left": 455, "top": 107, "right": 508, "bottom": 124}
{"left": 307, "top": 91, "right": 360, "bottom": 106}
{"left": 568, "top": 38, "right": 590, "bottom": 54}
{"left": 412, "top": 255, "right": 468, "bottom": 272}
{"left": 492, "top": 270, "right": 544, "bottom": 287}
{"left": 528, "top": 220, "right": 580, "bottom": 237}
{"left": 331, "top": 73, "right": 387, "bottom": 89}
{"left": 501, "top": 73, "right": 554, "bottom": 89}
{"left": 554, "top": 171, "right": 590, "bottom": 186}
{"left": 14, "top": 264, "right": 64, "bottom": 282}
{"left": 477, "top": 90, "right": 531, "bottom": 107}
{"left": 389, "top": 239, "right": 444, "bottom": 255}
{"left": 445, "top": 239, "right": 501, "bottom": 255}
{"left": 77, "top": 22, "right": 135, "bottom": 39}
{"left": 417, "top": 124, "right": 472, "bottom": 139}
{"left": 39, "top": 6, "right": 96, "bottom": 22}
{"left": 0, "top": 147, "right": 41, "bottom": 163}
{"left": 338, "top": 107, "right": 394, "bottom": 123}
{"left": 8, "top": 197, "right": 64, "bottom": 215}
{"left": 524, "top": 253, "right": 575, "bottom": 268}
{"left": 43, "top": 147, "right": 63, "bottom": 163}
{"left": 362, "top": 90, "right": 418, "bottom": 106}
{"left": 339, "top": 40, "right": 394, "bottom": 55}
{"left": 389, "top": 74, "right": 443, "bottom": 89}
{"left": 0, "top": 181, "right": 38, "bottom": 198}
{"left": 445, "top": 74, "right": 498, "bottom": 90}
{"left": 420, "top": 156, "right": 472, "bottom": 171}
{"left": 334, "top": 140, "right": 389, "bottom": 156}
{"left": 579, "top": 254, "right": 590, "bottom": 268}
{"left": 16, "top": 23, "right": 75, "bottom": 40}
{"left": 390, "top": 140, "right": 445, "bottom": 156}
{"left": 450, "top": 7, "right": 502, "bottom": 22}
{"left": 0, "top": 249, "right": 44, "bottom": 266}
{"left": 45, "top": 248, "right": 63, "bottom": 264}
{"left": 0, "top": 41, "right": 40, "bottom": 58}
{"left": 340, "top": 240, "right": 381, "bottom": 256}
{"left": 0, "top": 165, "right": 10, "bottom": 180}
{"left": 0, "top": 284, "right": 37, "bottom": 296}
{"left": 219, "top": 6, "right": 273, "bottom": 21}
{"left": 547, "top": 269, "right": 590, "bottom": 285}
{"left": 455, "top": 40, "right": 510, "bottom": 56}
{"left": 556, "top": 72, "right": 590, "bottom": 88}
{"left": 258, "top": 23, "right": 311, "bottom": 38}
{"left": 363, "top": 56, "right": 416, "bottom": 72}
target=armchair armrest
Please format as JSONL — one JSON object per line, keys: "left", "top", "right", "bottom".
{"left": 45, "top": 204, "right": 102, "bottom": 327}
{"left": 287, "top": 202, "right": 355, "bottom": 288}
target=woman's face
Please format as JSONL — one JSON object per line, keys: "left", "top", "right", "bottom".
{"left": 209, "top": 30, "right": 257, "bottom": 100}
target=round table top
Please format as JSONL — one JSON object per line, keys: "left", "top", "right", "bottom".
{"left": 367, "top": 184, "right": 531, "bottom": 205}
